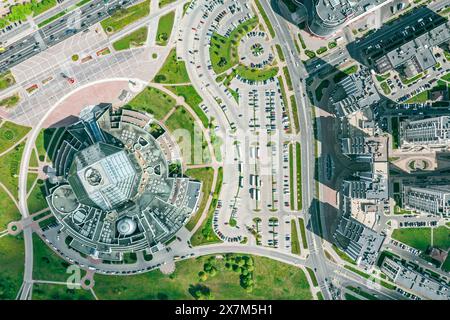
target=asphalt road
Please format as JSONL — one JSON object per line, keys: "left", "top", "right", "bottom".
{"left": 0, "top": 0, "right": 140, "bottom": 73}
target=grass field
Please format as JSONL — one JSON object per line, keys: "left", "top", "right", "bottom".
{"left": 295, "top": 142, "right": 302, "bottom": 210}
{"left": 156, "top": 11, "right": 175, "bottom": 46}
{"left": 235, "top": 65, "right": 278, "bottom": 82}
{"left": 332, "top": 244, "right": 356, "bottom": 265}
{"left": 27, "top": 182, "right": 48, "bottom": 214}
{"left": 275, "top": 44, "right": 285, "bottom": 62}
{"left": 153, "top": 49, "right": 191, "bottom": 84}
{"left": 380, "top": 82, "right": 391, "bottom": 95}
{"left": 278, "top": 77, "right": 291, "bottom": 133}
{"left": 0, "top": 187, "right": 20, "bottom": 230}
{"left": 0, "top": 94, "right": 20, "bottom": 109}
{"left": 124, "top": 86, "right": 176, "bottom": 120}
{"left": 101, "top": 0, "right": 150, "bottom": 34}
{"left": 289, "top": 143, "right": 294, "bottom": 209}
{"left": 0, "top": 235, "right": 24, "bottom": 299}
{"left": 283, "top": 67, "right": 293, "bottom": 91}
{"left": 33, "top": 283, "right": 94, "bottom": 300}
{"left": 112, "top": 26, "right": 148, "bottom": 51}
{"left": 33, "top": 234, "right": 73, "bottom": 282}
{"left": 0, "top": 142, "right": 25, "bottom": 200}
{"left": 406, "top": 90, "right": 428, "bottom": 103}
{"left": 298, "top": 217, "right": 307, "bottom": 249}
{"left": 165, "top": 107, "right": 211, "bottom": 165}
{"left": 290, "top": 219, "right": 301, "bottom": 255}
{"left": 0, "top": 71, "right": 16, "bottom": 91}
{"left": 314, "top": 80, "right": 330, "bottom": 101}
{"left": 290, "top": 95, "right": 300, "bottom": 134}
{"left": 347, "top": 286, "right": 378, "bottom": 300}
{"left": 391, "top": 228, "right": 432, "bottom": 251}
{"left": 391, "top": 117, "right": 400, "bottom": 149}
{"left": 254, "top": 0, "right": 275, "bottom": 38}
{"left": 159, "top": 0, "right": 176, "bottom": 7}
{"left": 209, "top": 17, "right": 258, "bottom": 74}
{"left": 184, "top": 167, "right": 214, "bottom": 231}
{"left": 191, "top": 167, "right": 223, "bottom": 246}
{"left": 165, "top": 85, "right": 208, "bottom": 128}
{"left": 305, "top": 267, "right": 318, "bottom": 287}
{"left": 0, "top": 121, "right": 30, "bottom": 153}
{"left": 93, "top": 254, "right": 312, "bottom": 300}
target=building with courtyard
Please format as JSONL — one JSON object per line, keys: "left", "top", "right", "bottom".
{"left": 44, "top": 103, "right": 201, "bottom": 262}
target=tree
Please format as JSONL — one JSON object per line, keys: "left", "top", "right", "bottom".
{"left": 198, "top": 271, "right": 208, "bottom": 282}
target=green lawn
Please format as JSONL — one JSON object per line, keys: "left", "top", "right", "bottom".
{"left": 209, "top": 17, "right": 258, "bottom": 74}
{"left": 32, "top": 0, "right": 57, "bottom": 17}
{"left": 290, "top": 219, "right": 301, "bottom": 255}
{"left": 235, "top": 65, "right": 278, "bottom": 82}
{"left": 0, "top": 120, "right": 30, "bottom": 153}
{"left": 380, "top": 81, "right": 391, "bottom": 95}
{"left": 0, "top": 235, "right": 24, "bottom": 299}
{"left": 112, "top": 26, "right": 148, "bottom": 51}
{"left": 165, "top": 107, "right": 211, "bottom": 165}
{"left": 35, "top": 128, "right": 56, "bottom": 162}
{"left": 159, "top": 0, "right": 176, "bottom": 7}
{"left": 305, "top": 267, "right": 318, "bottom": 287}
{"left": 165, "top": 85, "right": 208, "bottom": 128}
{"left": 391, "top": 117, "right": 400, "bottom": 149}
{"left": 275, "top": 44, "right": 285, "bottom": 62}
{"left": 289, "top": 143, "right": 294, "bottom": 209}
{"left": 33, "top": 234, "right": 73, "bottom": 282}
{"left": 391, "top": 228, "right": 432, "bottom": 251}
{"left": 401, "top": 72, "right": 424, "bottom": 85}
{"left": 314, "top": 80, "right": 330, "bottom": 101}
{"left": 32, "top": 283, "right": 94, "bottom": 300}
{"left": 254, "top": 0, "right": 275, "bottom": 38}
{"left": 27, "top": 181, "right": 48, "bottom": 214}
{"left": 406, "top": 90, "right": 428, "bottom": 103}
{"left": 346, "top": 286, "right": 378, "bottom": 300}
{"left": 93, "top": 254, "right": 312, "bottom": 300}
{"left": 156, "top": 11, "right": 175, "bottom": 46}
{"left": 124, "top": 86, "right": 176, "bottom": 120}
{"left": 0, "top": 187, "right": 20, "bottom": 230}
{"left": 332, "top": 244, "right": 356, "bottom": 265}
{"left": 0, "top": 71, "right": 16, "bottom": 90}
{"left": 191, "top": 167, "right": 223, "bottom": 246}
{"left": 27, "top": 173, "right": 37, "bottom": 193}
{"left": 0, "top": 94, "right": 20, "bottom": 109}
{"left": 100, "top": 0, "right": 150, "bottom": 34}
{"left": 153, "top": 49, "right": 191, "bottom": 84}
{"left": 295, "top": 142, "right": 302, "bottom": 210}
{"left": 283, "top": 67, "right": 293, "bottom": 91}
{"left": 184, "top": 167, "right": 214, "bottom": 231}
{"left": 290, "top": 95, "right": 300, "bottom": 134}
{"left": 0, "top": 142, "right": 25, "bottom": 200}
{"left": 298, "top": 217, "right": 307, "bottom": 249}
{"left": 442, "top": 254, "right": 450, "bottom": 273}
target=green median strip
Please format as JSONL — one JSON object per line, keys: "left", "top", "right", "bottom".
{"left": 290, "top": 219, "right": 301, "bottom": 255}
{"left": 289, "top": 143, "right": 294, "bottom": 210}
{"left": 295, "top": 142, "right": 302, "bottom": 210}
{"left": 298, "top": 217, "right": 307, "bottom": 249}
{"left": 254, "top": 0, "right": 275, "bottom": 38}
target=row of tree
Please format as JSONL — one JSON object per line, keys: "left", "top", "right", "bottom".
{"left": 0, "top": 0, "right": 57, "bottom": 29}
